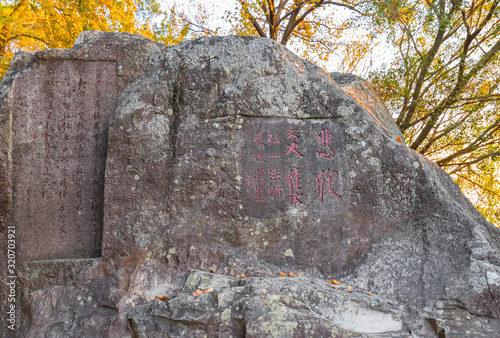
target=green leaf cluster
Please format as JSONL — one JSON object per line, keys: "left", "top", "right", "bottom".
{"left": 366, "top": 0, "right": 500, "bottom": 225}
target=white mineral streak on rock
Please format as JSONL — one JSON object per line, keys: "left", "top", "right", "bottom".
{"left": 332, "top": 303, "right": 403, "bottom": 333}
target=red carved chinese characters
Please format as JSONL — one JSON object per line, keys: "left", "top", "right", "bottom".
{"left": 268, "top": 167, "right": 283, "bottom": 200}
{"left": 285, "top": 168, "right": 303, "bottom": 204}
{"left": 316, "top": 128, "right": 336, "bottom": 159}
{"left": 269, "top": 168, "right": 282, "bottom": 181}
{"left": 254, "top": 184, "right": 265, "bottom": 201}
{"left": 249, "top": 168, "right": 266, "bottom": 201}
{"left": 269, "top": 186, "right": 283, "bottom": 200}
{"left": 314, "top": 169, "right": 341, "bottom": 202}
{"left": 316, "top": 149, "right": 336, "bottom": 159}
{"left": 254, "top": 132, "right": 265, "bottom": 146}
{"left": 246, "top": 124, "right": 341, "bottom": 206}
{"left": 284, "top": 141, "right": 305, "bottom": 157}
{"left": 284, "top": 129, "right": 305, "bottom": 158}
{"left": 254, "top": 149, "right": 267, "bottom": 163}
{"left": 317, "top": 128, "right": 333, "bottom": 147}
{"left": 268, "top": 133, "right": 282, "bottom": 145}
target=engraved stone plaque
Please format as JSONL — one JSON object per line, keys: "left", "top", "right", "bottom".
{"left": 241, "top": 118, "right": 345, "bottom": 217}
{"left": 12, "top": 60, "right": 117, "bottom": 261}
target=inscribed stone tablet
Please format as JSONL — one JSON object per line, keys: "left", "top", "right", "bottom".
{"left": 12, "top": 60, "right": 117, "bottom": 261}
{"left": 242, "top": 118, "right": 345, "bottom": 217}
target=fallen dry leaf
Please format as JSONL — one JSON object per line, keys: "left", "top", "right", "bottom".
{"left": 193, "top": 287, "right": 214, "bottom": 297}
{"left": 288, "top": 272, "right": 298, "bottom": 277}
{"left": 327, "top": 279, "right": 341, "bottom": 285}
{"left": 155, "top": 296, "right": 168, "bottom": 301}
{"left": 236, "top": 274, "right": 246, "bottom": 278}
{"left": 210, "top": 269, "right": 216, "bottom": 274}
{"left": 397, "top": 136, "right": 404, "bottom": 143}
{"left": 347, "top": 290, "right": 353, "bottom": 293}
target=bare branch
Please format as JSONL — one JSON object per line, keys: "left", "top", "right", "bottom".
{"left": 280, "top": 0, "right": 310, "bottom": 45}
{"left": 322, "top": 1, "right": 366, "bottom": 15}
{"left": 239, "top": 0, "right": 268, "bottom": 38}
{"left": 453, "top": 173, "right": 500, "bottom": 197}
{"left": 437, "top": 120, "right": 500, "bottom": 166}
{"left": 275, "top": 0, "right": 289, "bottom": 21}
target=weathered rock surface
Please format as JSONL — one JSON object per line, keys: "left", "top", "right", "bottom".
{"left": 330, "top": 72, "right": 404, "bottom": 141}
{"left": 128, "top": 270, "right": 409, "bottom": 337}
{"left": 1, "top": 31, "right": 499, "bottom": 337}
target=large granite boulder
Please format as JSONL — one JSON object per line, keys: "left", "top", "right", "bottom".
{"left": 1, "top": 31, "right": 499, "bottom": 337}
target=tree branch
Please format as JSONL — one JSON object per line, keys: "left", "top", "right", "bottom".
{"left": 275, "top": 0, "right": 288, "bottom": 22}
{"left": 454, "top": 173, "right": 500, "bottom": 198}
{"left": 399, "top": 0, "right": 448, "bottom": 129}
{"left": 322, "top": 1, "right": 366, "bottom": 15}
{"left": 239, "top": 0, "right": 268, "bottom": 38}
{"left": 280, "top": 0, "right": 309, "bottom": 45}
{"left": 437, "top": 121, "right": 500, "bottom": 166}
{"left": 410, "top": 29, "right": 500, "bottom": 151}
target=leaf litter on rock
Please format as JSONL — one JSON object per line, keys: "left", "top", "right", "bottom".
{"left": 193, "top": 287, "right": 214, "bottom": 297}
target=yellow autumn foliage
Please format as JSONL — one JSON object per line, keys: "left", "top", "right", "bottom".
{"left": 0, "top": 0, "right": 161, "bottom": 77}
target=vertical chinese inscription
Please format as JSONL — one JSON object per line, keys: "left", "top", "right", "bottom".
{"left": 13, "top": 61, "right": 117, "bottom": 261}
{"left": 243, "top": 119, "right": 342, "bottom": 216}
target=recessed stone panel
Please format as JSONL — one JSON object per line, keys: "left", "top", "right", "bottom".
{"left": 241, "top": 118, "right": 345, "bottom": 217}
{"left": 12, "top": 60, "right": 116, "bottom": 261}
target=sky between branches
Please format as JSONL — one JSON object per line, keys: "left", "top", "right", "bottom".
{"left": 159, "top": 0, "right": 393, "bottom": 78}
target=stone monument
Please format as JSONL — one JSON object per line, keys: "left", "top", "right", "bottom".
{"left": 12, "top": 60, "right": 116, "bottom": 261}
{"left": 1, "top": 31, "right": 499, "bottom": 337}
